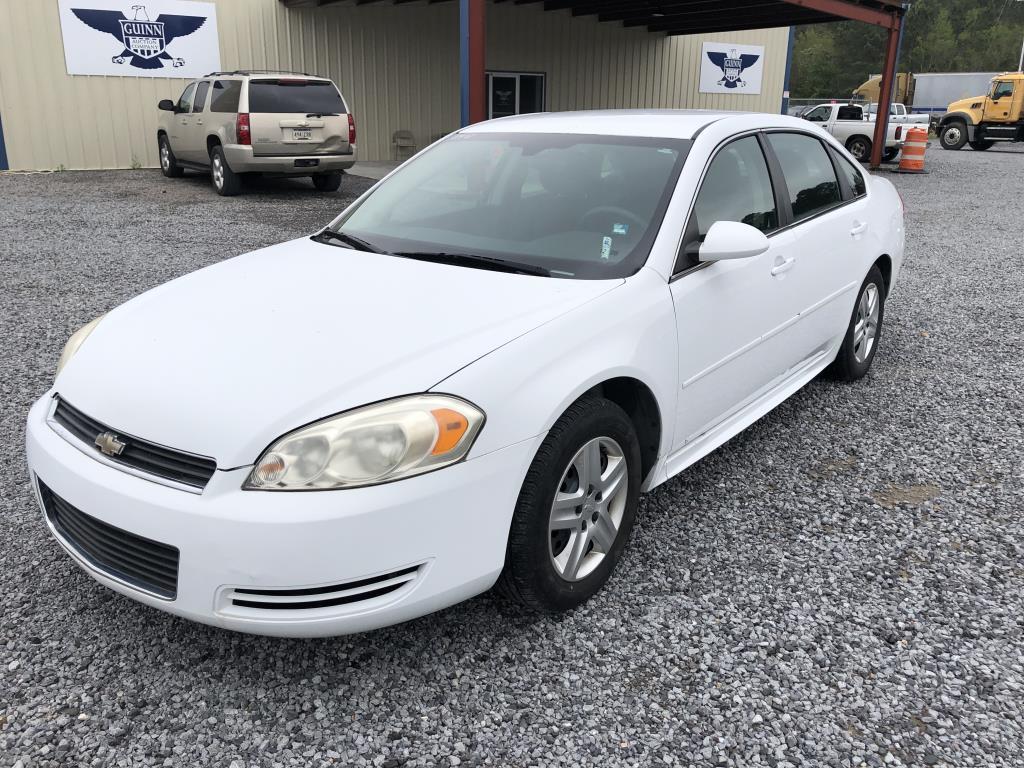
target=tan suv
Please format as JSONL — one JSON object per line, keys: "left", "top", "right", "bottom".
{"left": 157, "top": 70, "right": 356, "bottom": 196}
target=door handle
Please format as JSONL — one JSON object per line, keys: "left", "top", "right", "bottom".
{"left": 850, "top": 221, "right": 868, "bottom": 237}
{"left": 770, "top": 256, "right": 795, "bottom": 276}
{"left": 196, "top": 119, "right": 203, "bottom": 125}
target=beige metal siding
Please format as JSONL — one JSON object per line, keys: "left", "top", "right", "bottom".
{"left": 0, "top": 0, "right": 787, "bottom": 171}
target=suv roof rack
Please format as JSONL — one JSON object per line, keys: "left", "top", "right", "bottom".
{"left": 204, "top": 70, "right": 317, "bottom": 77}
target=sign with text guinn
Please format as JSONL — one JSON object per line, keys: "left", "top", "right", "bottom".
{"left": 699, "top": 42, "right": 765, "bottom": 95}
{"left": 57, "top": 0, "right": 220, "bottom": 78}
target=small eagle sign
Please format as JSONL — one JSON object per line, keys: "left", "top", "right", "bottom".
{"left": 58, "top": 0, "right": 220, "bottom": 78}
{"left": 699, "top": 42, "right": 765, "bottom": 95}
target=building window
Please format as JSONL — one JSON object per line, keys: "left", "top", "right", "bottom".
{"left": 487, "top": 72, "right": 545, "bottom": 120}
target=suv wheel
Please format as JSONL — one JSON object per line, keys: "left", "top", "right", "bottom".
{"left": 497, "top": 397, "right": 641, "bottom": 613}
{"left": 312, "top": 172, "right": 343, "bottom": 192}
{"left": 210, "top": 145, "right": 241, "bottom": 196}
{"left": 158, "top": 135, "right": 183, "bottom": 178}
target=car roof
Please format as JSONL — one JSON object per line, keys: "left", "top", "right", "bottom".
{"left": 460, "top": 109, "right": 813, "bottom": 140}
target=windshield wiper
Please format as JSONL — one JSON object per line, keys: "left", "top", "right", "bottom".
{"left": 311, "top": 229, "right": 384, "bottom": 254}
{"left": 392, "top": 251, "right": 551, "bottom": 277}
{"left": 306, "top": 112, "right": 340, "bottom": 118}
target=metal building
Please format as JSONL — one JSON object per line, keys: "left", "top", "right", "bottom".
{"left": 0, "top": 0, "right": 792, "bottom": 171}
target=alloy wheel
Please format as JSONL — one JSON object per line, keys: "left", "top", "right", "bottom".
{"left": 212, "top": 155, "right": 224, "bottom": 190}
{"left": 548, "top": 436, "right": 628, "bottom": 582}
{"left": 160, "top": 143, "right": 170, "bottom": 171}
{"left": 853, "top": 283, "right": 880, "bottom": 364}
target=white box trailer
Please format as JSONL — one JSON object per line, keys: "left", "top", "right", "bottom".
{"left": 909, "top": 72, "right": 1001, "bottom": 116}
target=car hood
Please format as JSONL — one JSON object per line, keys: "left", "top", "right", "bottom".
{"left": 55, "top": 238, "right": 621, "bottom": 468}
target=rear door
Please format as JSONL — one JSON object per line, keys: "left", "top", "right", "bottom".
{"left": 246, "top": 78, "right": 349, "bottom": 156}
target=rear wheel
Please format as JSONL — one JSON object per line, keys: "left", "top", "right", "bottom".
{"left": 312, "top": 172, "right": 343, "bottom": 192}
{"left": 940, "top": 121, "right": 968, "bottom": 150}
{"left": 210, "top": 145, "right": 241, "bottom": 196}
{"left": 828, "top": 265, "right": 885, "bottom": 382}
{"left": 497, "top": 397, "right": 641, "bottom": 613}
{"left": 158, "top": 135, "right": 183, "bottom": 178}
{"left": 969, "top": 139, "right": 994, "bottom": 151}
{"left": 846, "top": 136, "right": 872, "bottom": 162}
{"left": 882, "top": 147, "right": 900, "bottom": 162}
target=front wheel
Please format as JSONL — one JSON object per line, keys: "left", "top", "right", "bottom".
{"left": 312, "top": 172, "right": 343, "bottom": 192}
{"left": 846, "top": 136, "right": 872, "bottom": 162}
{"left": 158, "top": 135, "right": 183, "bottom": 178}
{"left": 828, "top": 265, "right": 886, "bottom": 382}
{"left": 497, "top": 397, "right": 641, "bottom": 613}
{"left": 940, "top": 121, "right": 968, "bottom": 150}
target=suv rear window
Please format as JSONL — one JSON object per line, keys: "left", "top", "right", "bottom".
{"left": 210, "top": 80, "right": 242, "bottom": 113}
{"left": 247, "top": 80, "right": 345, "bottom": 114}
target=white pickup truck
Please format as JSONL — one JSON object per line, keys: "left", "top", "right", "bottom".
{"left": 801, "top": 103, "right": 905, "bottom": 162}
{"left": 862, "top": 102, "right": 931, "bottom": 126}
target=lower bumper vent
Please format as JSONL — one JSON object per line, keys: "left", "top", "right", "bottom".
{"left": 38, "top": 480, "right": 179, "bottom": 599}
{"left": 229, "top": 565, "right": 420, "bottom": 611}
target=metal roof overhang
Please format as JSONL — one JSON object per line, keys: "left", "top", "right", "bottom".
{"left": 282, "top": 0, "right": 904, "bottom": 31}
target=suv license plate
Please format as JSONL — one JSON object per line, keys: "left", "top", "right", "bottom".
{"left": 292, "top": 128, "right": 312, "bottom": 140}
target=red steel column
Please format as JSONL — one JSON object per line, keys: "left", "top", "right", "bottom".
{"left": 870, "top": 15, "right": 901, "bottom": 168}
{"left": 460, "top": 0, "right": 487, "bottom": 126}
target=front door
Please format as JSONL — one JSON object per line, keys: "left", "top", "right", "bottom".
{"left": 669, "top": 134, "right": 805, "bottom": 450}
{"left": 180, "top": 80, "right": 210, "bottom": 163}
{"left": 983, "top": 80, "right": 1019, "bottom": 123}
{"left": 169, "top": 82, "right": 196, "bottom": 159}
{"left": 487, "top": 72, "right": 545, "bottom": 120}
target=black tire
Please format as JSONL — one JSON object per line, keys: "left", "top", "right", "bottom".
{"left": 969, "top": 139, "right": 994, "bottom": 151}
{"left": 882, "top": 147, "right": 900, "bottom": 163}
{"left": 846, "top": 136, "right": 872, "bottom": 162}
{"left": 496, "top": 397, "right": 642, "bottom": 613}
{"left": 312, "top": 172, "right": 343, "bottom": 192}
{"left": 158, "top": 135, "right": 183, "bottom": 178}
{"left": 940, "top": 121, "right": 968, "bottom": 150}
{"left": 210, "top": 145, "right": 241, "bottom": 196}
{"left": 828, "top": 265, "right": 886, "bottom": 382}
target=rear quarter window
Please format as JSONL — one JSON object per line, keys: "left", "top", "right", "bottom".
{"left": 247, "top": 80, "right": 346, "bottom": 114}
{"left": 210, "top": 80, "right": 242, "bottom": 113}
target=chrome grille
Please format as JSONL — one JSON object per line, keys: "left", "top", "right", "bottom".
{"left": 51, "top": 397, "right": 217, "bottom": 490}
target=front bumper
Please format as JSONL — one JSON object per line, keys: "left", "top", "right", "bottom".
{"left": 25, "top": 394, "right": 539, "bottom": 637}
{"left": 222, "top": 144, "right": 356, "bottom": 174}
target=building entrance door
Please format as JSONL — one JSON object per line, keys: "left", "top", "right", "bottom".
{"left": 487, "top": 72, "right": 546, "bottom": 119}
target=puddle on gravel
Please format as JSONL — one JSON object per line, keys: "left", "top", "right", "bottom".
{"left": 872, "top": 483, "right": 941, "bottom": 508}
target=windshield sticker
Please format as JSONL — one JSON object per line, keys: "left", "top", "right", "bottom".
{"left": 612, "top": 223, "right": 629, "bottom": 236}
{"left": 601, "top": 236, "right": 613, "bottom": 260}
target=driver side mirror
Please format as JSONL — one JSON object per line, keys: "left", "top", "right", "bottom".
{"left": 158, "top": 99, "right": 175, "bottom": 112}
{"left": 699, "top": 221, "right": 770, "bottom": 262}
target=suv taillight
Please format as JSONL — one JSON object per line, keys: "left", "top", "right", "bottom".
{"left": 237, "top": 113, "right": 251, "bottom": 146}
{"left": 348, "top": 113, "right": 356, "bottom": 146}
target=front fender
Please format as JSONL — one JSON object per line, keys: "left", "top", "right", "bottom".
{"left": 433, "top": 268, "right": 678, "bottom": 486}
{"left": 940, "top": 111, "right": 977, "bottom": 128}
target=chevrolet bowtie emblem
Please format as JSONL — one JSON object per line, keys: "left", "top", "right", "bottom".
{"left": 95, "top": 431, "right": 127, "bottom": 457}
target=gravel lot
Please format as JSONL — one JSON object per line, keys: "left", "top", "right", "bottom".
{"left": 2, "top": 148, "right": 1023, "bottom": 768}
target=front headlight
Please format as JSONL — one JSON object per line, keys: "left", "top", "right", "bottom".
{"left": 56, "top": 315, "right": 105, "bottom": 378}
{"left": 244, "top": 394, "right": 485, "bottom": 491}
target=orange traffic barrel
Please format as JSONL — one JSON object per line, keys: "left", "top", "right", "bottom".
{"left": 898, "top": 127, "right": 929, "bottom": 173}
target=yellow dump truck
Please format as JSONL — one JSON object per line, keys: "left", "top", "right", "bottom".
{"left": 938, "top": 72, "right": 1024, "bottom": 150}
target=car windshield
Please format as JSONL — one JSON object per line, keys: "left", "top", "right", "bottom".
{"left": 329, "top": 132, "right": 690, "bottom": 279}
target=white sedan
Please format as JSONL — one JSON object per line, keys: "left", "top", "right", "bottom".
{"left": 26, "top": 110, "right": 905, "bottom": 637}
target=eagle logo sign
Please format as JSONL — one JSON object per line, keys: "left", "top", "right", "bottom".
{"left": 706, "top": 48, "right": 760, "bottom": 89}
{"left": 71, "top": 4, "right": 206, "bottom": 70}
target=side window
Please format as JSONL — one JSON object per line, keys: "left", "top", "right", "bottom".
{"left": 766, "top": 133, "right": 842, "bottom": 222}
{"left": 210, "top": 80, "right": 243, "bottom": 113}
{"left": 691, "top": 136, "right": 778, "bottom": 240}
{"left": 992, "top": 81, "right": 1014, "bottom": 100}
{"left": 835, "top": 154, "right": 866, "bottom": 198}
{"left": 836, "top": 105, "right": 863, "bottom": 121}
{"left": 176, "top": 83, "right": 196, "bottom": 114}
{"left": 192, "top": 81, "right": 210, "bottom": 113}
{"left": 804, "top": 106, "right": 830, "bottom": 122}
